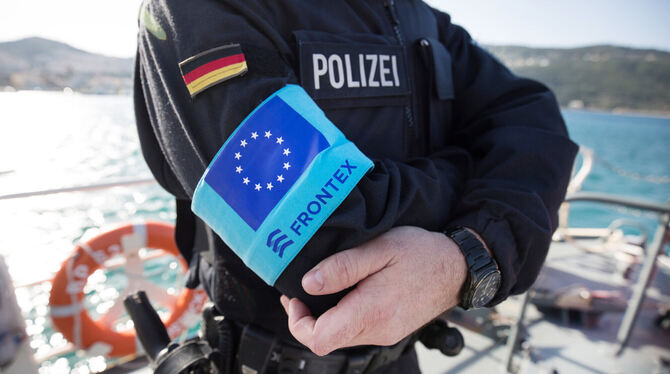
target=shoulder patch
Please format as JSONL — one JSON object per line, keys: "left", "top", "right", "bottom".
{"left": 179, "top": 44, "right": 248, "bottom": 97}
{"left": 139, "top": 3, "right": 166, "bottom": 41}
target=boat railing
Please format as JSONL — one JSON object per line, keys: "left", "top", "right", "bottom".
{"left": 1, "top": 177, "right": 160, "bottom": 290}
{"left": 0, "top": 177, "right": 157, "bottom": 201}
{"left": 557, "top": 146, "right": 595, "bottom": 239}
{"left": 565, "top": 191, "right": 670, "bottom": 215}
{"left": 568, "top": 147, "right": 595, "bottom": 194}
{"left": 506, "top": 191, "right": 670, "bottom": 372}
{"left": 564, "top": 191, "right": 670, "bottom": 354}
{"left": 557, "top": 146, "right": 670, "bottom": 240}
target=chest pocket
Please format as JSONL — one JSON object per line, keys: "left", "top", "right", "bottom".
{"left": 293, "top": 30, "right": 412, "bottom": 160}
{"left": 419, "top": 38, "right": 454, "bottom": 100}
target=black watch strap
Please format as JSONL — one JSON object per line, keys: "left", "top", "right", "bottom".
{"left": 445, "top": 226, "right": 499, "bottom": 309}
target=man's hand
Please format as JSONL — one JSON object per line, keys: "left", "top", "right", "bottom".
{"left": 279, "top": 226, "right": 467, "bottom": 356}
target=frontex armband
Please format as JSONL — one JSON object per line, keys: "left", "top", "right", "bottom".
{"left": 191, "top": 84, "right": 374, "bottom": 285}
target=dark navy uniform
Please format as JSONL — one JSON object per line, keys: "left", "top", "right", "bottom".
{"left": 134, "top": 0, "right": 578, "bottom": 370}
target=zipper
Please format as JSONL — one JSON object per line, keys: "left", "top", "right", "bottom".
{"left": 383, "top": 0, "right": 416, "bottom": 135}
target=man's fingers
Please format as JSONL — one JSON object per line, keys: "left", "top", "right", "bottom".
{"left": 279, "top": 295, "right": 290, "bottom": 311}
{"left": 282, "top": 291, "right": 370, "bottom": 356}
{"left": 311, "top": 290, "right": 371, "bottom": 354}
{"left": 286, "top": 298, "right": 318, "bottom": 350}
{"left": 305, "top": 286, "right": 394, "bottom": 355}
{"left": 302, "top": 246, "right": 393, "bottom": 295}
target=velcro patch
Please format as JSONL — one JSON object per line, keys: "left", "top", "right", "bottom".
{"left": 298, "top": 42, "right": 409, "bottom": 100}
{"left": 179, "top": 44, "right": 248, "bottom": 97}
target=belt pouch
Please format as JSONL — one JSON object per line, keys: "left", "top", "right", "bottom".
{"left": 235, "top": 325, "right": 277, "bottom": 374}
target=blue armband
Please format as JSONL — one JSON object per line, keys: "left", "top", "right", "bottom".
{"left": 191, "top": 84, "right": 374, "bottom": 285}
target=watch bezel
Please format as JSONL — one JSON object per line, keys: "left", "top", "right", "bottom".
{"left": 471, "top": 269, "right": 501, "bottom": 308}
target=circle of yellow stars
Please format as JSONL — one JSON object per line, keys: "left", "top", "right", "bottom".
{"left": 234, "top": 130, "right": 292, "bottom": 192}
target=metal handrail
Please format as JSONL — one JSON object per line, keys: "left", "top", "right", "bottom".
{"left": 507, "top": 191, "right": 670, "bottom": 371}
{"left": 557, "top": 191, "right": 668, "bottom": 360}
{"left": 0, "top": 178, "right": 157, "bottom": 201}
{"left": 565, "top": 191, "right": 670, "bottom": 215}
{"left": 567, "top": 146, "right": 594, "bottom": 194}
{"left": 558, "top": 147, "right": 594, "bottom": 232}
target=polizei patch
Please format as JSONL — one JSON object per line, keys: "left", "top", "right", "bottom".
{"left": 298, "top": 42, "right": 409, "bottom": 100}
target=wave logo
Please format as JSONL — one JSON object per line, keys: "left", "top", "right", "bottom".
{"left": 266, "top": 229, "right": 294, "bottom": 258}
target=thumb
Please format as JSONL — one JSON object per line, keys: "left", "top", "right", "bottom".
{"left": 302, "top": 244, "right": 393, "bottom": 295}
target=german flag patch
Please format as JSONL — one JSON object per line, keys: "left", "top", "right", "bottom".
{"left": 179, "top": 44, "right": 248, "bottom": 97}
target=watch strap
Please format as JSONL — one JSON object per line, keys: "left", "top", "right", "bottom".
{"left": 445, "top": 226, "right": 498, "bottom": 309}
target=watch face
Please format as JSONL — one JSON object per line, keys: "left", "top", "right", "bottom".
{"left": 472, "top": 271, "right": 501, "bottom": 308}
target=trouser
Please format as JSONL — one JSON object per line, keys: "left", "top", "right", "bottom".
{"left": 368, "top": 349, "right": 421, "bottom": 374}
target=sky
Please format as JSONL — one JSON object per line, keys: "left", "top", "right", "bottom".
{"left": 1, "top": 0, "right": 669, "bottom": 58}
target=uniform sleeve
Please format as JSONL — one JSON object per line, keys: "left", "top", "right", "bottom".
{"left": 431, "top": 9, "right": 579, "bottom": 304}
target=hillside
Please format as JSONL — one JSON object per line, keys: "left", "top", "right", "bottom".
{"left": 1, "top": 38, "right": 669, "bottom": 113}
{"left": 0, "top": 37, "right": 132, "bottom": 94}
{"left": 486, "top": 45, "right": 670, "bottom": 113}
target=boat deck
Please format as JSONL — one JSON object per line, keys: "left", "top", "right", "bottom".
{"left": 419, "top": 240, "right": 670, "bottom": 374}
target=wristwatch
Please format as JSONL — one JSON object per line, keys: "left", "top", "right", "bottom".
{"left": 445, "top": 226, "right": 501, "bottom": 309}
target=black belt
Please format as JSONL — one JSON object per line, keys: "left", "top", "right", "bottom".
{"left": 236, "top": 324, "right": 414, "bottom": 374}
{"left": 201, "top": 305, "right": 415, "bottom": 374}
{"left": 128, "top": 295, "right": 462, "bottom": 374}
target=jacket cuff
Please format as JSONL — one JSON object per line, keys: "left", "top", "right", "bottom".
{"left": 448, "top": 209, "right": 518, "bottom": 306}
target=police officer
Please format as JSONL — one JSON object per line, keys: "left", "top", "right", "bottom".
{"left": 134, "top": 0, "right": 578, "bottom": 372}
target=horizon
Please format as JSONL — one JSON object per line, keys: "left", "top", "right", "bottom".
{"left": 1, "top": 1, "right": 669, "bottom": 58}
{"left": 3, "top": 35, "right": 669, "bottom": 61}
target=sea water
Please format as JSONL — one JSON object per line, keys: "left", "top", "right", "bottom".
{"left": 564, "top": 110, "right": 670, "bottom": 234}
{"left": 0, "top": 91, "right": 669, "bottom": 372}
{"left": 0, "top": 92, "right": 178, "bottom": 373}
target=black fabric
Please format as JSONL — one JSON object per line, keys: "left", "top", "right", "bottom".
{"left": 231, "top": 326, "right": 418, "bottom": 374}
{"left": 175, "top": 199, "right": 196, "bottom": 264}
{"left": 134, "top": 0, "right": 578, "bottom": 351}
{"left": 370, "top": 348, "right": 420, "bottom": 374}
{"left": 254, "top": 345, "right": 420, "bottom": 374}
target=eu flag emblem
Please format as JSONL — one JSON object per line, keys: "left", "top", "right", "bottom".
{"left": 205, "top": 97, "right": 329, "bottom": 230}
{"left": 192, "top": 85, "right": 373, "bottom": 285}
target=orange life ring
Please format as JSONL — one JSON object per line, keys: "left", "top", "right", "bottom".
{"left": 49, "top": 221, "right": 208, "bottom": 357}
